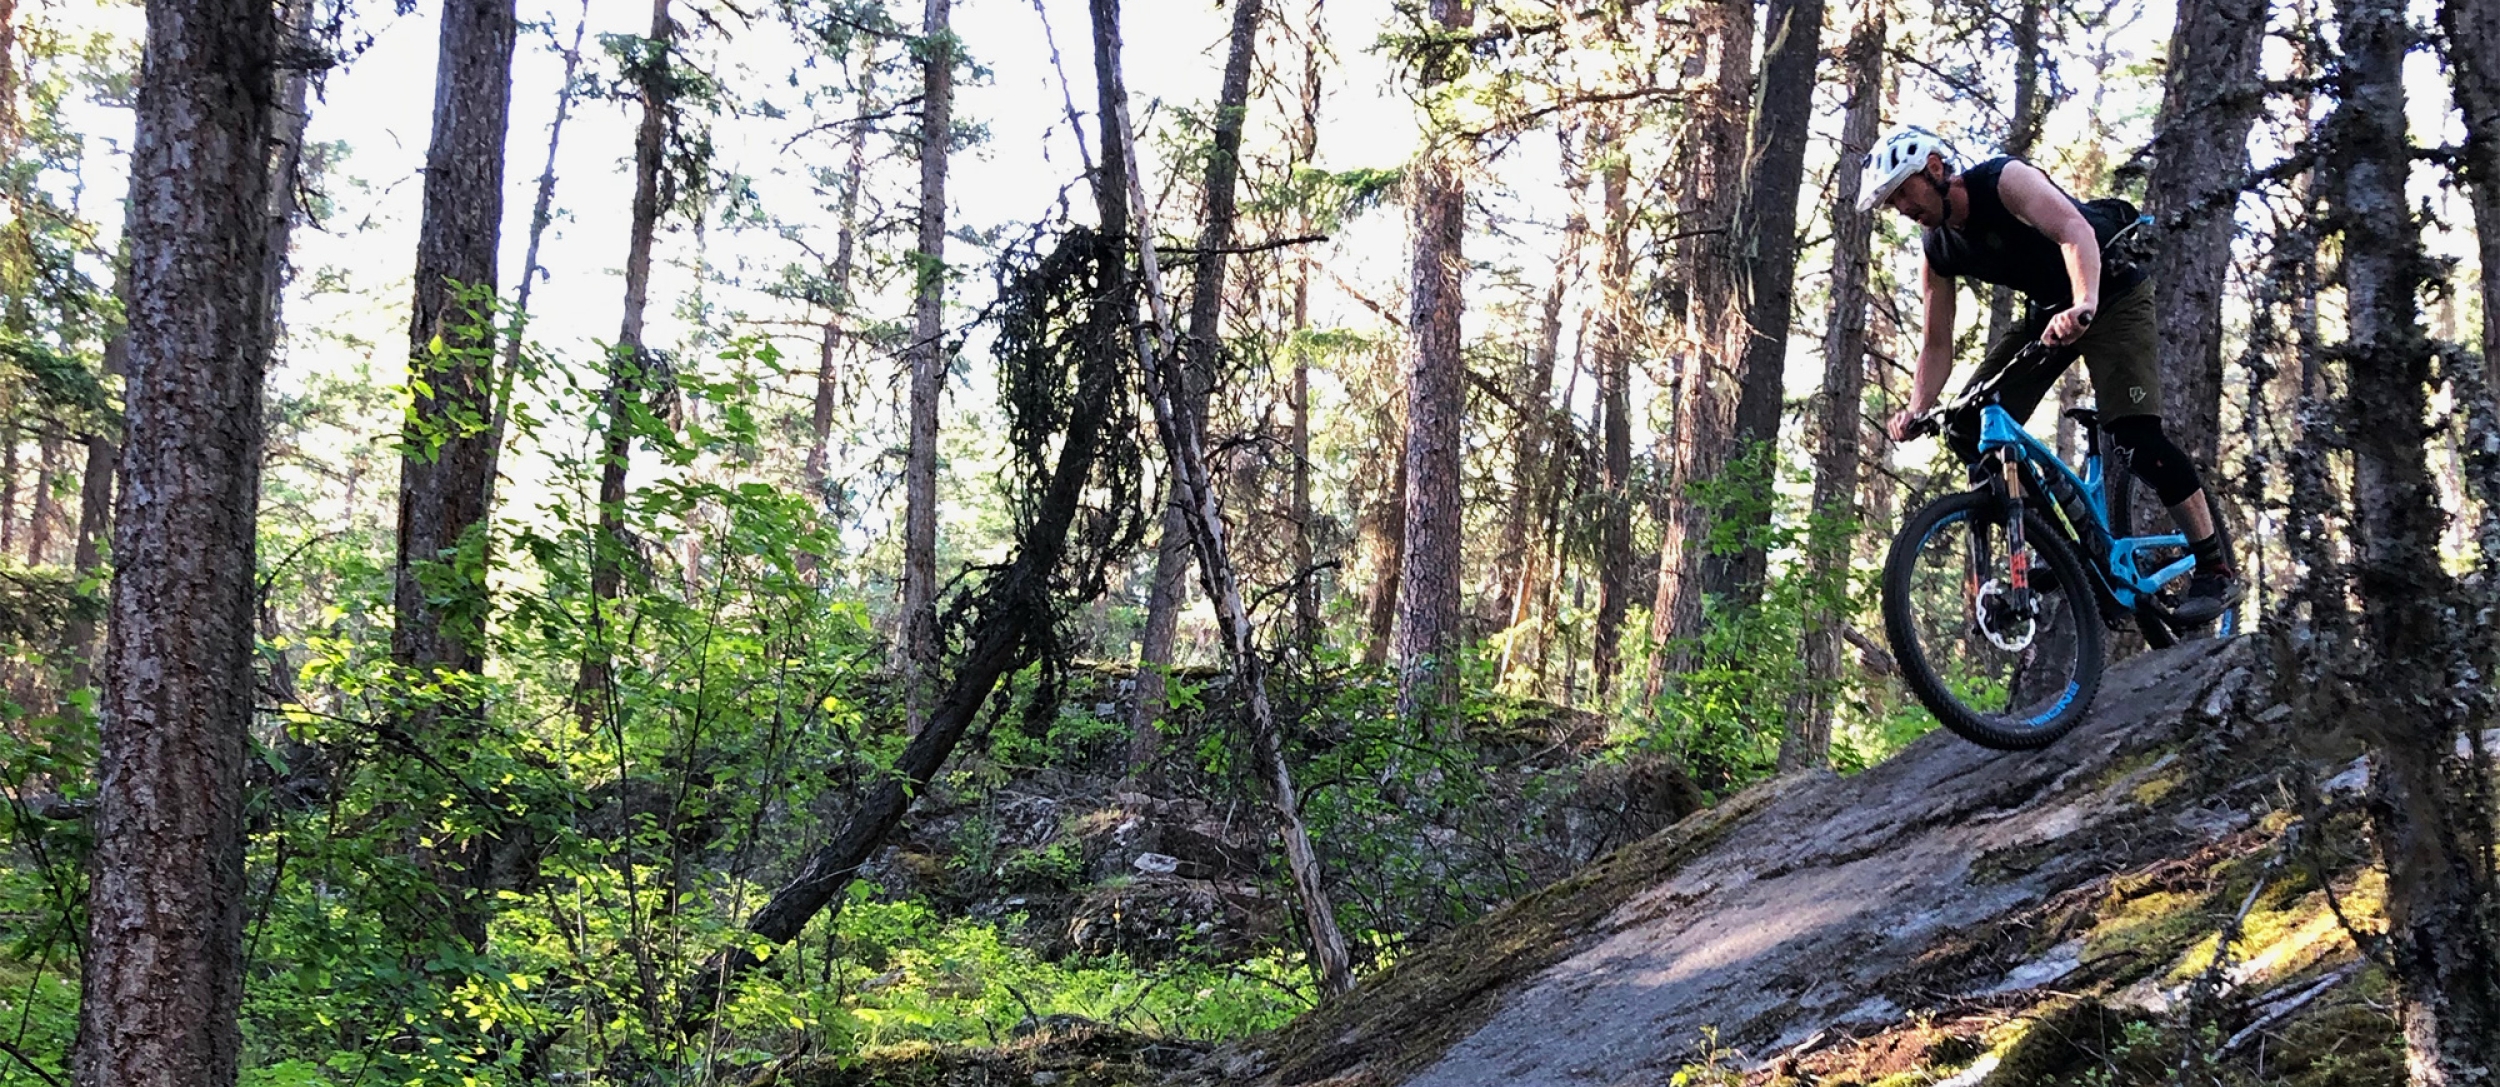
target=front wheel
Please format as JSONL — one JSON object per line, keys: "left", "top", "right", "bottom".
{"left": 1882, "top": 491, "right": 2106, "bottom": 750}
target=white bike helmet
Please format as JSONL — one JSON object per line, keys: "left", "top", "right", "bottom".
{"left": 1857, "top": 125, "right": 1957, "bottom": 212}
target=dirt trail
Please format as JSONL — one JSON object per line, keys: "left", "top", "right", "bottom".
{"left": 1246, "top": 638, "right": 2266, "bottom": 1087}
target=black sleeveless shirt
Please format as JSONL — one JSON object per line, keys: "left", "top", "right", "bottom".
{"left": 1921, "top": 157, "right": 2146, "bottom": 308}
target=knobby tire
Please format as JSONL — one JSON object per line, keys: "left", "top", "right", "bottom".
{"left": 1882, "top": 490, "right": 2106, "bottom": 750}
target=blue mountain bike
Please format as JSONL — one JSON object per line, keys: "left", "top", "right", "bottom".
{"left": 1880, "top": 344, "right": 2236, "bottom": 750}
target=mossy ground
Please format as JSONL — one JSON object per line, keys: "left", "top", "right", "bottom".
{"left": 747, "top": 1023, "right": 1208, "bottom": 1087}
{"left": 1773, "top": 807, "right": 2402, "bottom": 1087}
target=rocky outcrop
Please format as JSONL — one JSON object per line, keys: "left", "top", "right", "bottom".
{"left": 1221, "top": 638, "right": 2395, "bottom": 1086}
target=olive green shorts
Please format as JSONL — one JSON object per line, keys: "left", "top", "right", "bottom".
{"left": 1964, "top": 279, "right": 2162, "bottom": 424}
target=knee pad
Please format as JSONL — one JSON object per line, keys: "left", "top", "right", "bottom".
{"left": 2103, "top": 415, "right": 2204, "bottom": 507}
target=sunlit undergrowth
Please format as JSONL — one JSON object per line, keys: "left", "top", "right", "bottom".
{"left": 712, "top": 888, "right": 1309, "bottom": 1060}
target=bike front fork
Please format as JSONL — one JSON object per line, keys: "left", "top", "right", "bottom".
{"left": 1967, "top": 457, "right": 2036, "bottom": 630}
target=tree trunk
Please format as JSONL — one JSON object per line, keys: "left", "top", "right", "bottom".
{"left": 74, "top": 3, "right": 276, "bottom": 1085}
{"left": 1721, "top": 0, "right": 1822, "bottom": 590}
{"left": 1099, "top": 0, "right": 1352, "bottom": 996}
{"left": 396, "top": 0, "right": 515, "bottom": 700}
{"left": 1394, "top": 0, "right": 1475, "bottom": 730}
{"left": 27, "top": 431, "right": 56, "bottom": 564}
{"left": 0, "top": 0, "right": 18, "bottom": 567}
{"left": 64, "top": 339, "right": 118, "bottom": 695}
{"left": 395, "top": 0, "right": 519, "bottom": 956}
{"left": 1128, "top": 0, "right": 1265, "bottom": 772}
{"left": 1290, "top": 268, "right": 1318, "bottom": 648}
{"left": 2146, "top": 0, "right": 2266, "bottom": 470}
{"left": 1986, "top": 0, "right": 2044, "bottom": 349}
{"left": 582, "top": 0, "right": 671, "bottom": 720}
{"left": 1501, "top": 128, "right": 1586, "bottom": 683}
{"left": 0, "top": 424, "right": 17, "bottom": 559}
{"left": 1647, "top": 0, "right": 1754, "bottom": 692}
{"left": 802, "top": 41, "right": 876, "bottom": 575}
{"left": 1590, "top": 117, "right": 1634, "bottom": 698}
{"left": 1361, "top": 437, "right": 1405, "bottom": 667}
{"left": 1287, "top": 34, "right": 1321, "bottom": 650}
{"left": 2325, "top": 0, "right": 2500, "bottom": 1074}
{"left": 1782, "top": 0, "right": 1882, "bottom": 773}
{"left": 0, "top": 0, "right": 15, "bottom": 151}
{"left": 899, "top": 0, "right": 953, "bottom": 735}
{"left": 2445, "top": 0, "right": 2500, "bottom": 394}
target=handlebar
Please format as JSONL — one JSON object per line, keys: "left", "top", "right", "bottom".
{"left": 1896, "top": 335, "right": 2071, "bottom": 441}
{"left": 1887, "top": 214, "right": 2144, "bottom": 443}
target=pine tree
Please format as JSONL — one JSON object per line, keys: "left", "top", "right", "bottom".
{"left": 899, "top": 0, "right": 954, "bottom": 735}
{"left": 75, "top": 2, "right": 276, "bottom": 1083}
{"left": 1394, "top": 0, "right": 1474, "bottom": 728}
{"left": 394, "top": 11, "right": 519, "bottom": 953}
{"left": 2445, "top": 0, "right": 2499, "bottom": 390}
{"left": 583, "top": 0, "right": 673, "bottom": 721}
{"left": 2320, "top": 0, "right": 2500, "bottom": 1069}
{"left": 1785, "top": 0, "right": 1885, "bottom": 772}
{"left": 2145, "top": 0, "right": 2267, "bottom": 468}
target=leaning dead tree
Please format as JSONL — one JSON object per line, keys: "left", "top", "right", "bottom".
{"left": 1095, "top": 0, "right": 1356, "bottom": 999}
{"left": 678, "top": 35, "right": 1154, "bottom": 1026}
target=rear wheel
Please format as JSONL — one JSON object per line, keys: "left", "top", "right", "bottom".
{"left": 1882, "top": 491, "right": 2106, "bottom": 750}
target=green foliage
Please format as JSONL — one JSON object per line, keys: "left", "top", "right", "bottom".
{"left": 1628, "top": 443, "right": 1922, "bottom": 795}
{"left": 715, "top": 884, "right": 1307, "bottom": 1054}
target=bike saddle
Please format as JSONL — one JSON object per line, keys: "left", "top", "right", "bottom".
{"left": 2062, "top": 406, "right": 2101, "bottom": 429}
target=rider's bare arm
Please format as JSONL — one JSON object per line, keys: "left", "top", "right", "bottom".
{"left": 1888, "top": 258, "right": 1959, "bottom": 440}
{"left": 1993, "top": 161, "right": 2103, "bottom": 344}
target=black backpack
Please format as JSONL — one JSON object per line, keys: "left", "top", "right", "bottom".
{"left": 2083, "top": 195, "right": 2155, "bottom": 262}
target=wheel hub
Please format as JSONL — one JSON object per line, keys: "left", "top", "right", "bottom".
{"left": 1975, "top": 578, "right": 2038, "bottom": 652}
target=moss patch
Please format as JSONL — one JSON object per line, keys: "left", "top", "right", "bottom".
{"left": 2266, "top": 996, "right": 2405, "bottom": 1087}
{"left": 1979, "top": 999, "right": 2159, "bottom": 1087}
{"left": 748, "top": 1023, "right": 1206, "bottom": 1087}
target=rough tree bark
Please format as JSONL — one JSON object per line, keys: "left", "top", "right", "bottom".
{"left": 2145, "top": 0, "right": 2266, "bottom": 469}
{"left": 1590, "top": 115, "right": 1635, "bottom": 697}
{"left": 1646, "top": 0, "right": 1753, "bottom": 692}
{"left": 1782, "top": 0, "right": 1883, "bottom": 773}
{"left": 1652, "top": 0, "right": 1819, "bottom": 685}
{"left": 74, "top": 3, "right": 275, "bottom": 1085}
{"left": 0, "top": 0, "right": 18, "bottom": 574}
{"left": 68, "top": 0, "right": 311, "bottom": 697}
{"left": 1129, "top": 0, "right": 1264, "bottom": 772}
{"left": 27, "top": 433, "right": 55, "bottom": 564}
{"left": 581, "top": 0, "right": 671, "bottom": 721}
{"left": 396, "top": 0, "right": 521, "bottom": 957}
{"left": 1360, "top": 435, "right": 1405, "bottom": 667}
{"left": 2323, "top": 0, "right": 2500, "bottom": 1075}
{"left": 1720, "top": 0, "right": 1822, "bottom": 593}
{"left": 899, "top": 0, "right": 953, "bottom": 735}
{"left": 1394, "top": 0, "right": 1475, "bottom": 729}
{"left": 396, "top": 0, "right": 517, "bottom": 719}
{"left": 2445, "top": 0, "right": 2500, "bottom": 393}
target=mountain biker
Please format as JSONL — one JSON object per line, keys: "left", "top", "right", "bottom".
{"left": 1859, "top": 124, "right": 2241, "bottom": 625}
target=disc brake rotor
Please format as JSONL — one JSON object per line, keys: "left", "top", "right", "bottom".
{"left": 1974, "top": 578, "right": 2038, "bottom": 652}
